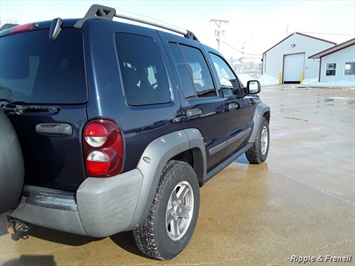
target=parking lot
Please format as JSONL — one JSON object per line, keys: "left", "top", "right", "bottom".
{"left": 0, "top": 85, "right": 354, "bottom": 265}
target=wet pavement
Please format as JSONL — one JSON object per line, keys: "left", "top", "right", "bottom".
{"left": 0, "top": 85, "right": 354, "bottom": 265}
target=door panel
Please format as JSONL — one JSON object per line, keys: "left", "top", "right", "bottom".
{"left": 208, "top": 53, "right": 255, "bottom": 157}
{"left": 183, "top": 98, "right": 227, "bottom": 170}
{"left": 167, "top": 42, "right": 228, "bottom": 170}
{"left": 224, "top": 97, "right": 256, "bottom": 157}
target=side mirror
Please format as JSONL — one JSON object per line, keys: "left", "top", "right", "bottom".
{"left": 247, "top": 80, "right": 261, "bottom": 94}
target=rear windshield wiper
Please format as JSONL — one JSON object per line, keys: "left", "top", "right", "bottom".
{"left": 1, "top": 103, "right": 60, "bottom": 115}
{"left": 0, "top": 87, "right": 60, "bottom": 114}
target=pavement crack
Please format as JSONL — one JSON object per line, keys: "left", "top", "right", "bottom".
{"left": 311, "top": 238, "right": 354, "bottom": 253}
{"left": 284, "top": 116, "right": 309, "bottom": 122}
{"left": 271, "top": 170, "right": 355, "bottom": 206}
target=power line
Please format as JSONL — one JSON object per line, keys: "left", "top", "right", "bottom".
{"left": 222, "top": 41, "right": 261, "bottom": 57}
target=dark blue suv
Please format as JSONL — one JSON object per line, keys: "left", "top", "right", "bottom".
{"left": 0, "top": 4, "right": 270, "bottom": 260}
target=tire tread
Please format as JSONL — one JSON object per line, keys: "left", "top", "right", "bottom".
{"left": 246, "top": 117, "right": 269, "bottom": 164}
{"left": 133, "top": 160, "right": 199, "bottom": 260}
{"left": 133, "top": 161, "right": 176, "bottom": 260}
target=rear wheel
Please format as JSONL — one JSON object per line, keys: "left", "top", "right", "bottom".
{"left": 0, "top": 109, "right": 24, "bottom": 213}
{"left": 133, "top": 160, "right": 200, "bottom": 260}
{"left": 246, "top": 117, "right": 270, "bottom": 164}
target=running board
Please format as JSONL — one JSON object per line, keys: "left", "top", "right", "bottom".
{"left": 204, "top": 143, "right": 253, "bottom": 184}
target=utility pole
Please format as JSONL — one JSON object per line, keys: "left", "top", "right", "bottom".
{"left": 210, "top": 19, "right": 229, "bottom": 51}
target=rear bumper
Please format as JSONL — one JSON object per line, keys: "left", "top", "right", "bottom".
{"left": 10, "top": 169, "right": 143, "bottom": 237}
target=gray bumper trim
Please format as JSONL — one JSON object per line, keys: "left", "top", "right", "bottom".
{"left": 24, "top": 186, "right": 77, "bottom": 212}
{"left": 10, "top": 169, "right": 143, "bottom": 237}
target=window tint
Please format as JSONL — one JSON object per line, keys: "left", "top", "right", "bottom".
{"left": 169, "top": 43, "right": 216, "bottom": 99}
{"left": 116, "top": 33, "right": 170, "bottom": 105}
{"left": 210, "top": 53, "right": 243, "bottom": 97}
{"left": 0, "top": 29, "right": 87, "bottom": 104}
{"left": 169, "top": 44, "right": 195, "bottom": 98}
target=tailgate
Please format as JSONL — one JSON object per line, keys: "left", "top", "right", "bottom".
{"left": 0, "top": 26, "right": 88, "bottom": 191}
{"left": 9, "top": 107, "right": 87, "bottom": 191}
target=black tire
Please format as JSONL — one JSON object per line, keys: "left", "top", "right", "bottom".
{"left": 133, "top": 160, "right": 200, "bottom": 260}
{"left": 246, "top": 117, "right": 270, "bottom": 164}
{"left": 0, "top": 109, "right": 24, "bottom": 213}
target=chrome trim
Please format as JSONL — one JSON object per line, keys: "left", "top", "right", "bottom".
{"left": 227, "top": 127, "right": 252, "bottom": 146}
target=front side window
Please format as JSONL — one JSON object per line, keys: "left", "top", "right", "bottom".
{"left": 344, "top": 62, "right": 355, "bottom": 75}
{"left": 326, "top": 63, "right": 336, "bottom": 76}
{"left": 115, "top": 33, "right": 170, "bottom": 106}
{"left": 169, "top": 43, "right": 216, "bottom": 99}
{"left": 209, "top": 53, "right": 243, "bottom": 97}
{"left": 0, "top": 29, "right": 87, "bottom": 104}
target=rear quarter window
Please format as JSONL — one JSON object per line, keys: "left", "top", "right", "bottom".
{"left": 0, "top": 28, "right": 87, "bottom": 104}
{"left": 115, "top": 33, "right": 171, "bottom": 106}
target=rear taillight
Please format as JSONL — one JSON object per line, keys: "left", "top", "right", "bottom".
{"left": 83, "top": 119, "right": 124, "bottom": 177}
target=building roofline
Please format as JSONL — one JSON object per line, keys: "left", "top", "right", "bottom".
{"left": 308, "top": 38, "right": 355, "bottom": 59}
{"left": 262, "top": 32, "right": 336, "bottom": 55}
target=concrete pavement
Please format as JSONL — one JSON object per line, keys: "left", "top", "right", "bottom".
{"left": 0, "top": 85, "right": 354, "bottom": 265}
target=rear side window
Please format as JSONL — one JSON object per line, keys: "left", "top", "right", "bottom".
{"left": 169, "top": 43, "right": 216, "bottom": 99}
{"left": 115, "top": 33, "right": 170, "bottom": 106}
{"left": 0, "top": 29, "right": 87, "bottom": 104}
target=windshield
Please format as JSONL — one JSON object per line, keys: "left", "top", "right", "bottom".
{"left": 0, "top": 28, "right": 87, "bottom": 104}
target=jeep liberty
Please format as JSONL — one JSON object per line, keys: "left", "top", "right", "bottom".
{"left": 0, "top": 4, "right": 270, "bottom": 260}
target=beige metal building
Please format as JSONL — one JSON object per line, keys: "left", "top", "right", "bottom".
{"left": 309, "top": 38, "right": 355, "bottom": 83}
{"left": 262, "top": 32, "right": 335, "bottom": 84}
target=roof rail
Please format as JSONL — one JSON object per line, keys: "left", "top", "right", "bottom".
{"left": 74, "top": 4, "right": 199, "bottom": 41}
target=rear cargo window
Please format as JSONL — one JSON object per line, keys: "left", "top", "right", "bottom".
{"left": 0, "top": 28, "right": 86, "bottom": 104}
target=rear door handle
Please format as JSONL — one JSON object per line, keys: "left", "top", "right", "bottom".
{"left": 36, "top": 123, "right": 73, "bottom": 136}
{"left": 186, "top": 108, "right": 202, "bottom": 119}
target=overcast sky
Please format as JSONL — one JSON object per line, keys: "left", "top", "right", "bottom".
{"left": 1, "top": 0, "right": 354, "bottom": 60}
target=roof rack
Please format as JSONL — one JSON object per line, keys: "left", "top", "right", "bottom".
{"left": 74, "top": 4, "right": 199, "bottom": 41}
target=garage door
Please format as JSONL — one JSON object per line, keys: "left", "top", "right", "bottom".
{"left": 283, "top": 53, "right": 305, "bottom": 83}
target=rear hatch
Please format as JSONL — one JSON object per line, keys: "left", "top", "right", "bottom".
{"left": 0, "top": 23, "right": 88, "bottom": 191}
